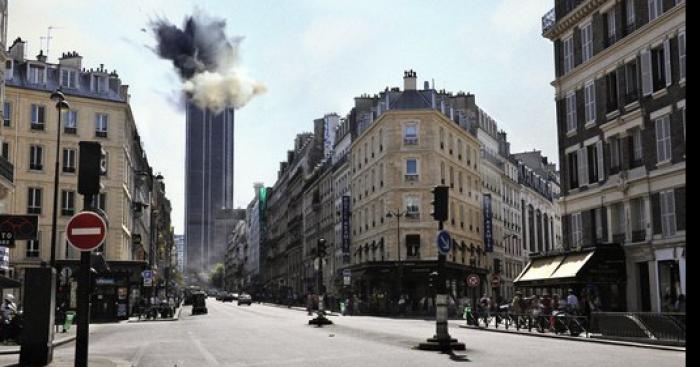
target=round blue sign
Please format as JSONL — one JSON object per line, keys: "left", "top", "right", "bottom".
{"left": 436, "top": 230, "right": 452, "bottom": 255}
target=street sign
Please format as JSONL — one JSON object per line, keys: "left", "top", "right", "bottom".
{"left": 436, "top": 230, "right": 452, "bottom": 255}
{"left": 142, "top": 270, "right": 153, "bottom": 287}
{"left": 343, "top": 269, "right": 351, "bottom": 286}
{"left": 66, "top": 211, "right": 107, "bottom": 252}
{"left": 466, "top": 274, "right": 480, "bottom": 288}
{"left": 0, "top": 232, "right": 13, "bottom": 247}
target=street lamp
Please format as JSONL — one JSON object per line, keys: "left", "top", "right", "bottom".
{"left": 385, "top": 209, "right": 406, "bottom": 311}
{"left": 50, "top": 89, "right": 70, "bottom": 269}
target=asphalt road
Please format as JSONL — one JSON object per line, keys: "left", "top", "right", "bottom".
{"left": 0, "top": 299, "right": 686, "bottom": 366}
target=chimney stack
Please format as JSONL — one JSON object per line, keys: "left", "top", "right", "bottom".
{"left": 403, "top": 69, "right": 417, "bottom": 90}
{"left": 59, "top": 51, "right": 83, "bottom": 70}
{"left": 36, "top": 50, "right": 47, "bottom": 63}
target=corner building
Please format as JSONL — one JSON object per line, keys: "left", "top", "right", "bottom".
{"left": 542, "top": 0, "right": 685, "bottom": 311}
{"left": 348, "top": 71, "right": 485, "bottom": 314}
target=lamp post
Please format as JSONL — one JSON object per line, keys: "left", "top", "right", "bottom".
{"left": 385, "top": 209, "right": 406, "bottom": 311}
{"left": 49, "top": 89, "right": 69, "bottom": 269}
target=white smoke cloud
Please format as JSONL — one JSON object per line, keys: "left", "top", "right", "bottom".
{"left": 183, "top": 70, "right": 267, "bottom": 113}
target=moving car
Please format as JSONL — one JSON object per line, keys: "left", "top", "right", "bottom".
{"left": 191, "top": 291, "right": 208, "bottom": 315}
{"left": 221, "top": 292, "right": 235, "bottom": 302}
{"left": 238, "top": 293, "right": 252, "bottom": 306}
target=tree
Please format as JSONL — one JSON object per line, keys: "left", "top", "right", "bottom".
{"left": 209, "top": 263, "right": 225, "bottom": 289}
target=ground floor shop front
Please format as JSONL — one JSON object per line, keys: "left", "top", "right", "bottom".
{"left": 624, "top": 244, "right": 685, "bottom": 312}
{"left": 345, "top": 260, "right": 488, "bottom": 316}
{"left": 56, "top": 259, "right": 148, "bottom": 322}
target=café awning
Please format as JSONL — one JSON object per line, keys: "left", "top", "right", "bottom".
{"left": 515, "top": 243, "right": 627, "bottom": 288}
{"left": 0, "top": 275, "right": 21, "bottom": 289}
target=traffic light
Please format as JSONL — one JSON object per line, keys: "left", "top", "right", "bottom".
{"left": 431, "top": 185, "right": 449, "bottom": 222}
{"left": 78, "top": 141, "right": 102, "bottom": 196}
{"left": 318, "top": 238, "right": 327, "bottom": 258}
{"left": 427, "top": 271, "right": 438, "bottom": 289}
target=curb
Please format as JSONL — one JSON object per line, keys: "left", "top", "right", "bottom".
{"left": 261, "top": 302, "right": 340, "bottom": 316}
{"left": 126, "top": 302, "right": 183, "bottom": 323}
{"left": 0, "top": 335, "right": 77, "bottom": 355}
{"left": 457, "top": 324, "right": 685, "bottom": 351}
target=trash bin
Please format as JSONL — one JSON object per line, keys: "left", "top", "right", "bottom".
{"left": 64, "top": 311, "right": 76, "bottom": 332}
{"left": 464, "top": 307, "right": 472, "bottom": 325}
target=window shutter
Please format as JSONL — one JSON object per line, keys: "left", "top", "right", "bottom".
{"left": 678, "top": 32, "right": 686, "bottom": 80}
{"left": 655, "top": 118, "right": 664, "bottom": 162}
{"left": 580, "top": 148, "right": 589, "bottom": 186}
{"left": 664, "top": 39, "right": 672, "bottom": 86}
{"left": 641, "top": 49, "right": 652, "bottom": 95}
{"left": 597, "top": 141, "right": 605, "bottom": 181}
{"left": 651, "top": 193, "right": 662, "bottom": 234}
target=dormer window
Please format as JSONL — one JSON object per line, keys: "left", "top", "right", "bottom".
{"left": 28, "top": 64, "right": 46, "bottom": 84}
{"left": 92, "top": 75, "right": 107, "bottom": 93}
{"left": 61, "top": 69, "right": 78, "bottom": 89}
{"left": 4, "top": 61, "right": 13, "bottom": 81}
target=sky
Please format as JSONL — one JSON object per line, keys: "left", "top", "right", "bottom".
{"left": 8, "top": 0, "right": 557, "bottom": 235}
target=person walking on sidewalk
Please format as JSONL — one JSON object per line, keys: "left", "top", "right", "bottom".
{"left": 1, "top": 294, "right": 17, "bottom": 344}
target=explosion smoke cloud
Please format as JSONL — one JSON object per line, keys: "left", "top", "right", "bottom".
{"left": 150, "top": 9, "right": 264, "bottom": 112}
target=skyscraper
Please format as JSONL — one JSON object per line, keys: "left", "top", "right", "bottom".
{"left": 185, "top": 102, "right": 235, "bottom": 281}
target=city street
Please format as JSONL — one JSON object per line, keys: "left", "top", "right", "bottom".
{"left": 0, "top": 299, "right": 685, "bottom": 367}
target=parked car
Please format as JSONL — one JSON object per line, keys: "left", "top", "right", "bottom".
{"left": 191, "top": 291, "right": 208, "bottom": 315}
{"left": 221, "top": 293, "right": 235, "bottom": 302}
{"left": 238, "top": 293, "right": 252, "bottom": 306}
{"left": 231, "top": 293, "right": 240, "bottom": 300}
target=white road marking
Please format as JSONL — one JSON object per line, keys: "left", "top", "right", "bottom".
{"left": 71, "top": 228, "right": 101, "bottom": 235}
{"left": 188, "top": 330, "right": 220, "bottom": 366}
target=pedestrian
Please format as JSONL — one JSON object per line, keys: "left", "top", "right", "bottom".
{"left": 306, "top": 293, "right": 314, "bottom": 315}
{"left": 511, "top": 291, "right": 523, "bottom": 314}
{"left": 566, "top": 289, "right": 579, "bottom": 314}
{"left": 1, "top": 294, "right": 17, "bottom": 344}
{"left": 398, "top": 294, "right": 406, "bottom": 316}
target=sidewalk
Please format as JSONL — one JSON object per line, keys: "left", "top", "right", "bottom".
{"left": 0, "top": 325, "right": 79, "bottom": 355}
{"left": 457, "top": 322, "right": 686, "bottom": 351}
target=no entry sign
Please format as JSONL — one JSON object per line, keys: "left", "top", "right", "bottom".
{"left": 66, "top": 211, "right": 107, "bottom": 252}
{"left": 466, "top": 274, "right": 480, "bottom": 288}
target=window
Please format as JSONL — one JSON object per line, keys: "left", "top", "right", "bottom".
{"left": 3, "top": 102, "right": 10, "bottom": 127}
{"left": 568, "top": 151, "right": 579, "bottom": 189}
{"left": 458, "top": 139, "right": 463, "bottom": 160}
{"left": 679, "top": 31, "right": 686, "bottom": 81}
{"left": 632, "top": 129, "right": 643, "bottom": 164}
{"left": 584, "top": 81, "right": 596, "bottom": 123}
{"left": 606, "top": 72, "right": 618, "bottom": 113}
{"left": 612, "top": 203, "right": 626, "bottom": 238}
{"left": 64, "top": 110, "right": 78, "bottom": 133}
{"left": 663, "top": 40, "right": 672, "bottom": 87}
{"left": 405, "top": 158, "right": 418, "bottom": 181}
{"left": 406, "top": 234, "right": 420, "bottom": 257}
{"left": 31, "top": 104, "right": 45, "bottom": 130}
{"left": 606, "top": 8, "right": 617, "bottom": 45}
{"left": 440, "top": 161, "right": 446, "bottom": 184}
{"left": 563, "top": 36, "right": 574, "bottom": 73}
{"left": 93, "top": 75, "right": 107, "bottom": 93}
{"left": 29, "top": 145, "right": 43, "bottom": 170}
{"left": 648, "top": 0, "right": 663, "bottom": 21}
{"left": 596, "top": 140, "right": 605, "bottom": 181}
{"left": 458, "top": 172, "right": 463, "bottom": 193}
{"left": 566, "top": 92, "right": 577, "bottom": 133}
{"left": 95, "top": 113, "right": 108, "bottom": 137}
{"left": 660, "top": 190, "right": 676, "bottom": 238}
{"left": 655, "top": 115, "right": 672, "bottom": 163}
{"left": 27, "top": 187, "right": 42, "bottom": 214}
{"left": 571, "top": 213, "right": 583, "bottom": 247}
{"left": 587, "top": 144, "right": 598, "bottom": 183}
{"left": 626, "top": 0, "right": 636, "bottom": 32}
{"left": 62, "top": 148, "right": 76, "bottom": 173}
{"left": 404, "top": 123, "right": 418, "bottom": 145}
{"left": 651, "top": 46, "right": 666, "bottom": 91}
{"left": 625, "top": 61, "right": 639, "bottom": 104}
{"left": 631, "top": 197, "right": 646, "bottom": 240}
{"left": 61, "top": 69, "right": 78, "bottom": 89}
{"left": 1, "top": 142, "right": 9, "bottom": 160}
{"left": 610, "top": 137, "right": 621, "bottom": 170}
{"left": 27, "top": 236, "right": 40, "bottom": 258}
{"left": 581, "top": 23, "right": 593, "bottom": 62}
{"left": 439, "top": 128, "right": 445, "bottom": 149}
{"left": 449, "top": 166, "right": 454, "bottom": 188}
{"left": 28, "top": 65, "right": 46, "bottom": 84}
{"left": 61, "top": 190, "right": 75, "bottom": 216}
{"left": 405, "top": 196, "right": 420, "bottom": 218}
{"left": 594, "top": 208, "right": 604, "bottom": 242}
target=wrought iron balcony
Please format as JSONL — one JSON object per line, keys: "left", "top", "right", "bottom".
{"left": 542, "top": 8, "right": 556, "bottom": 34}
{"left": 0, "top": 156, "right": 13, "bottom": 183}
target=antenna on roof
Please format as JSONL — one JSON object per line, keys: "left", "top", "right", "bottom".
{"left": 40, "top": 26, "right": 61, "bottom": 61}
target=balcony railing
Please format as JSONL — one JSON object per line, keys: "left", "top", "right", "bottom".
{"left": 542, "top": 8, "right": 556, "bottom": 34}
{"left": 0, "top": 156, "right": 13, "bottom": 183}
